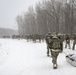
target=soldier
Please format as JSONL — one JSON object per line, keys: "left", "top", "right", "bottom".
{"left": 45, "top": 32, "right": 52, "bottom": 57}
{"left": 65, "top": 34, "right": 71, "bottom": 49}
{"left": 72, "top": 33, "right": 76, "bottom": 50}
{"left": 51, "top": 32, "right": 62, "bottom": 69}
{"left": 58, "top": 33, "right": 64, "bottom": 52}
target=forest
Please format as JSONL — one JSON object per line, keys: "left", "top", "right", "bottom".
{"left": 16, "top": 0, "right": 76, "bottom": 37}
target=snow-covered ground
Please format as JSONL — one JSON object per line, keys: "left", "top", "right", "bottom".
{"left": 0, "top": 38, "right": 76, "bottom": 75}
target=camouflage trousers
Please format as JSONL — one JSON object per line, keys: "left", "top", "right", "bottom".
{"left": 46, "top": 44, "right": 52, "bottom": 56}
{"left": 51, "top": 49, "right": 60, "bottom": 65}
{"left": 72, "top": 41, "right": 76, "bottom": 50}
{"left": 65, "top": 40, "right": 70, "bottom": 49}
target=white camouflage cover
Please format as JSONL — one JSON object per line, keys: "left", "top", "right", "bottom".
{"left": 66, "top": 54, "right": 76, "bottom": 67}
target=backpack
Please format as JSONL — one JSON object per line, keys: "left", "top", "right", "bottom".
{"left": 52, "top": 35, "right": 61, "bottom": 49}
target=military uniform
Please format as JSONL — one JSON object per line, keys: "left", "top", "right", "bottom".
{"left": 65, "top": 34, "right": 70, "bottom": 49}
{"left": 72, "top": 34, "right": 76, "bottom": 50}
{"left": 51, "top": 34, "right": 62, "bottom": 69}
{"left": 58, "top": 34, "right": 64, "bottom": 52}
{"left": 45, "top": 32, "right": 52, "bottom": 57}
{"left": 51, "top": 49, "right": 60, "bottom": 69}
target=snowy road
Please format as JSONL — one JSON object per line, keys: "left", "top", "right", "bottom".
{"left": 0, "top": 39, "right": 76, "bottom": 75}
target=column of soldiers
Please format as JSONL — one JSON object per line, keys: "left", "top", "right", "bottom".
{"left": 45, "top": 32, "right": 76, "bottom": 69}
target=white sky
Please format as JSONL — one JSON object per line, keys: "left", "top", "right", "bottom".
{"left": 0, "top": 0, "right": 41, "bottom": 30}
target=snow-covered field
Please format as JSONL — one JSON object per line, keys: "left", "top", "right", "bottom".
{"left": 0, "top": 38, "right": 76, "bottom": 75}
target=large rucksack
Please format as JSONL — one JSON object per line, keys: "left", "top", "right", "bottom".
{"left": 52, "top": 35, "right": 61, "bottom": 49}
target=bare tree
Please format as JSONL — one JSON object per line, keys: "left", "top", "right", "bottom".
{"left": 16, "top": 15, "right": 24, "bottom": 35}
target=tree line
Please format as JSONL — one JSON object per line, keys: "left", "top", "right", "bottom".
{"left": 16, "top": 0, "right": 76, "bottom": 37}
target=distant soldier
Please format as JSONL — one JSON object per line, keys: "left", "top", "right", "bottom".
{"left": 72, "top": 33, "right": 76, "bottom": 50}
{"left": 45, "top": 32, "right": 52, "bottom": 57}
{"left": 65, "top": 34, "right": 71, "bottom": 49}
{"left": 58, "top": 33, "right": 64, "bottom": 52}
{"left": 51, "top": 32, "right": 62, "bottom": 69}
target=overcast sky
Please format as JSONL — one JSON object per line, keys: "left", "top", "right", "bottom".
{"left": 0, "top": 0, "right": 41, "bottom": 30}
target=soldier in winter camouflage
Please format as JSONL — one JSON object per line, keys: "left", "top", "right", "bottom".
{"left": 50, "top": 32, "right": 62, "bottom": 69}
{"left": 58, "top": 33, "right": 64, "bottom": 52}
{"left": 45, "top": 32, "right": 52, "bottom": 57}
{"left": 72, "top": 33, "right": 76, "bottom": 50}
{"left": 45, "top": 32, "right": 63, "bottom": 69}
{"left": 65, "top": 34, "right": 71, "bottom": 49}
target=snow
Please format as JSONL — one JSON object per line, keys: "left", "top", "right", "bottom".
{"left": 0, "top": 39, "right": 76, "bottom": 75}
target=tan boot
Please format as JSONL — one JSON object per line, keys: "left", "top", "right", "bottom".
{"left": 53, "top": 64, "right": 57, "bottom": 69}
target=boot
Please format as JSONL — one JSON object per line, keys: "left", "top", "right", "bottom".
{"left": 53, "top": 64, "right": 57, "bottom": 69}
{"left": 47, "top": 54, "right": 50, "bottom": 57}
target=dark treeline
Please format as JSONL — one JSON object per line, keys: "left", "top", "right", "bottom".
{"left": 16, "top": 0, "right": 76, "bottom": 37}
